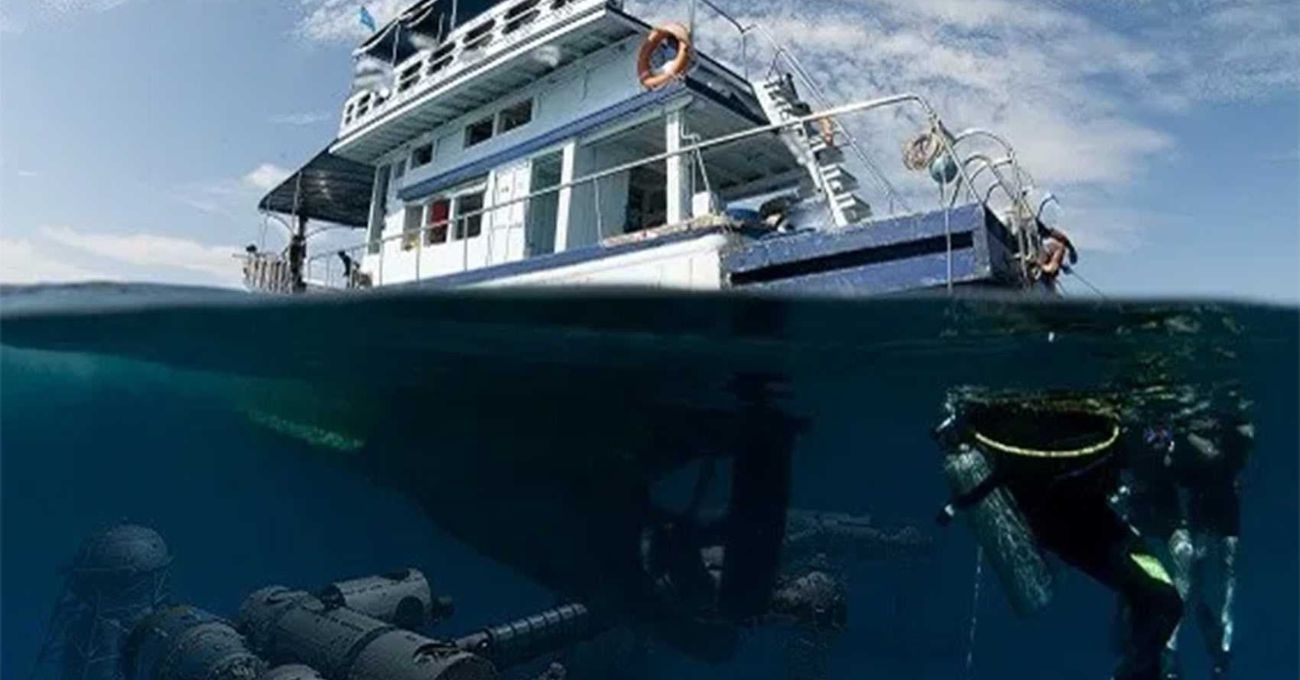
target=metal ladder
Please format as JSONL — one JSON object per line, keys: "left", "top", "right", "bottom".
{"left": 754, "top": 73, "right": 873, "bottom": 228}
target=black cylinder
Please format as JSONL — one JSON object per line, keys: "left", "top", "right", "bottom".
{"left": 125, "top": 606, "right": 265, "bottom": 680}
{"left": 454, "top": 604, "right": 593, "bottom": 669}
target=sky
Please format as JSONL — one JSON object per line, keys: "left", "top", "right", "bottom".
{"left": 0, "top": 0, "right": 1296, "bottom": 302}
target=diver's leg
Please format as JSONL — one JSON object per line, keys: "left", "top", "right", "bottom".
{"left": 1189, "top": 480, "right": 1240, "bottom": 678}
{"left": 1165, "top": 527, "right": 1195, "bottom": 679}
{"left": 1110, "top": 542, "right": 1184, "bottom": 680}
{"left": 1194, "top": 532, "right": 1237, "bottom": 678}
{"left": 1216, "top": 535, "right": 1237, "bottom": 676}
{"left": 1033, "top": 499, "right": 1182, "bottom": 680}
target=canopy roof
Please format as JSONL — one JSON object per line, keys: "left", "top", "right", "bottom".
{"left": 354, "top": 0, "right": 500, "bottom": 62}
{"left": 258, "top": 149, "right": 376, "bottom": 227}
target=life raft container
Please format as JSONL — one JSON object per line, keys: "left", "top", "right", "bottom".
{"left": 637, "top": 23, "right": 693, "bottom": 90}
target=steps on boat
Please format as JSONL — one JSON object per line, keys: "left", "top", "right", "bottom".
{"left": 753, "top": 74, "right": 872, "bottom": 228}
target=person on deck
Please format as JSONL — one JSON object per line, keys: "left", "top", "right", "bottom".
{"left": 1036, "top": 226, "right": 1078, "bottom": 289}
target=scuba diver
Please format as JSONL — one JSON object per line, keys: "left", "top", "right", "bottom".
{"left": 1120, "top": 414, "right": 1251, "bottom": 679}
{"left": 934, "top": 398, "right": 1183, "bottom": 680}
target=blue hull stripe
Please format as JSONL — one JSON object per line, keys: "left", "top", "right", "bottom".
{"left": 733, "top": 247, "right": 984, "bottom": 295}
{"left": 722, "top": 204, "right": 1018, "bottom": 291}
{"left": 722, "top": 204, "right": 986, "bottom": 274}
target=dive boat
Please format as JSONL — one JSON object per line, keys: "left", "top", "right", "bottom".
{"left": 246, "top": 0, "right": 1063, "bottom": 296}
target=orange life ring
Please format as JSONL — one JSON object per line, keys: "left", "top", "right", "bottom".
{"left": 637, "top": 23, "right": 693, "bottom": 90}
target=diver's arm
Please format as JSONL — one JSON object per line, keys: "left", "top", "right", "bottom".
{"left": 1039, "top": 242, "right": 1067, "bottom": 276}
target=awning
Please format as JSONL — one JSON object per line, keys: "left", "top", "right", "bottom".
{"left": 354, "top": 0, "right": 500, "bottom": 61}
{"left": 258, "top": 149, "right": 376, "bottom": 228}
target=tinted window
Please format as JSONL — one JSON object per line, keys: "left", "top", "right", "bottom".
{"left": 411, "top": 143, "right": 433, "bottom": 167}
{"left": 465, "top": 117, "right": 494, "bottom": 146}
{"left": 454, "top": 192, "right": 485, "bottom": 239}
{"left": 497, "top": 99, "right": 533, "bottom": 133}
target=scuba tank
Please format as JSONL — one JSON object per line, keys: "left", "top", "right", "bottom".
{"left": 936, "top": 394, "right": 1125, "bottom": 618}
{"left": 942, "top": 443, "right": 1055, "bottom": 617}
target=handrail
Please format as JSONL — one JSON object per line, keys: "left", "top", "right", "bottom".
{"left": 740, "top": 22, "right": 911, "bottom": 217}
{"left": 950, "top": 128, "right": 1040, "bottom": 220}
{"left": 688, "top": 0, "right": 906, "bottom": 215}
{"left": 308, "top": 92, "right": 991, "bottom": 287}
{"left": 956, "top": 155, "right": 1023, "bottom": 209}
{"left": 955, "top": 154, "right": 1037, "bottom": 281}
{"left": 341, "top": 0, "right": 604, "bottom": 134}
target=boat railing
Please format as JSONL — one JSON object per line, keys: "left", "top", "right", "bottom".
{"left": 686, "top": 0, "right": 910, "bottom": 218}
{"left": 240, "top": 251, "right": 297, "bottom": 294}
{"left": 340, "top": 0, "right": 611, "bottom": 136}
{"left": 307, "top": 92, "right": 1035, "bottom": 290}
{"left": 691, "top": 0, "right": 1046, "bottom": 238}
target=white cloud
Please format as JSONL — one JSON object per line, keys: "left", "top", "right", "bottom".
{"left": 269, "top": 112, "right": 332, "bottom": 126}
{"left": 39, "top": 226, "right": 244, "bottom": 286}
{"left": 296, "top": 0, "right": 410, "bottom": 43}
{"left": 242, "top": 163, "right": 292, "bottom": 192}
{"left": 626, "top": 0, "right": 1297, "bottom": 251}
{"left": 38, "top": 0, "right": 132, "bottom": 15}
{"left": 0, "top": 237, "right": 110, "bottom": 284}
{"left": 4, "top": 0, "right": 137, "bottom": 35}
{"left": 1158, "top": 0, "right": 1300, "bottom": 102}
{"left": 0, "top": 10, "right": 22, "bottom": 34}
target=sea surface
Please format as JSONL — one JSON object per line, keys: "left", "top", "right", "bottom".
{"left": 1, "top": 283, "right": 1296, "bottom": 679}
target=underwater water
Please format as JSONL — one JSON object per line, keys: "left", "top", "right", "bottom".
{"left": 1, "top": 283, "right": 1296, "bottom": 680}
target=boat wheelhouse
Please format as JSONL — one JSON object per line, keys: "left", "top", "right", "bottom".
{"left": 249, "top": 0, "right": 1059, "bottom": 296}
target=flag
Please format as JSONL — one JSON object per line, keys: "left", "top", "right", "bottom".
{"left": 359, "top": 6, "right": 377, "bottom": 33}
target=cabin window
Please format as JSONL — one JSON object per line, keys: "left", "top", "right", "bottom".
{"left": 411, "top": 143, "right": 433, "bottom": 168}
{"left": 625, "top": 165, "right": 667, "bottom": 233}
{"left": 497, "top": 99, "right": 533, "bottom": 133}
{"left": 391, "top": 160, "right": 406, "bottom": 181}
{"left": 425, "top": 199, "right": 450, "bottom": 245}
{"left": 465, "top": 116, "right": 495, "bottom": 147}
{"left": 454, "top": 192, "right": 486, "bottom": 240}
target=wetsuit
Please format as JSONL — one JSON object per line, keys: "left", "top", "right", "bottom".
{"left": 947, "top": 406, "right": 1183, "bottom": 680}
{"left": 1125, "top": 419, "right": 1248, "bottom": 678}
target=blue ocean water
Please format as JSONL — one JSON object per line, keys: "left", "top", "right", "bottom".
{"left": 1, "top": 284, "right": 1296, "bottom": 679}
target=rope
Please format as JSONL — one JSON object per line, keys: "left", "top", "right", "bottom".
{"left": 941, "top": 182, "right": 954, "bottom": 293}
{"left": 972, "top": 422, "right": 1120, "bottom": 459}
{"left": 903, "top": 125, "right": 945, "bottom": 171}
{"left": 1067, "top": 267, "right": 1107, "bottom": 300}
{"left": 964, "top": 545, "right": 983, "bottom": 679}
